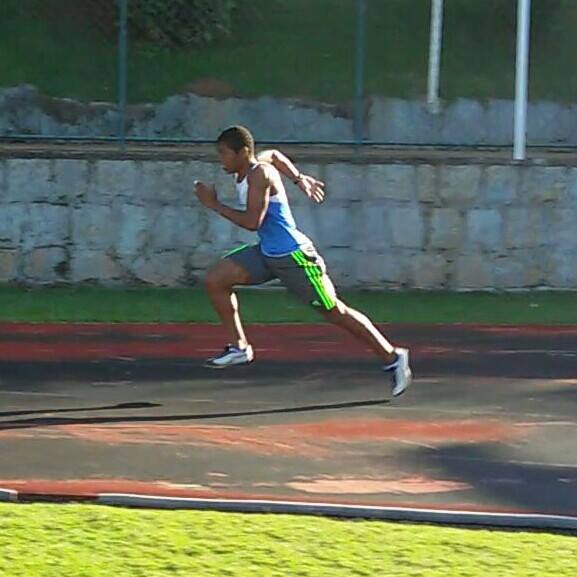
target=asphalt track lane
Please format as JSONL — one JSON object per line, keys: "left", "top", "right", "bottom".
{"left": 0, "top": 323, "right": 575, "bottom": 516}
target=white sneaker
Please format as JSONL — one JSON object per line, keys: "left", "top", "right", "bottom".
{"left": 384, "top": 348, "right": 413, "bottom": 397}
{"left": 205, "top": 344, "right": 254, "bottom": 369}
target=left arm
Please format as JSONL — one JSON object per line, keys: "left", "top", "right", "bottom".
{"left": 258, "top": 149, "right": 325, "bottom": 204}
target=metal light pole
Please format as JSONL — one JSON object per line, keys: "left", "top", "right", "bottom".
{"left": 427, "top": 0, "right": 444, "bottom": 114}
{"left": 514, "top": 0, "right": 531, "bottom": 160}
{"left": 117, "top": 0, "right": 129, "bottom": 152}
{"left": 354, "top": 0, "right": 367, "bottom": 142}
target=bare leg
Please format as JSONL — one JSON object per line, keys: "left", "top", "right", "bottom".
{"left": 205, "top": 259, "right": 252, "bottom": 349}
{"left": 321, "top": 300, "right": 397, "bottom": 364}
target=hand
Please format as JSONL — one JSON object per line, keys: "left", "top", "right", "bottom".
{"left": 194, "top": 181, "right": 218, "bottom": 210}
{"left": 296, "top": 174, "right": 325, "bottom": 203}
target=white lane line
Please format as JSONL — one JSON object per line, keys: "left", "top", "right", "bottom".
{"left": 372, "top": 404, "right": 577, "bottom": 422}
{"left": 426, "top": 454, "right": 577, "bottom": 470}
{"left": 91, "top": 381, "right": 134, "bottom": 386}
{"left": 0, "top": 391, "right": 74, "bottom": 398}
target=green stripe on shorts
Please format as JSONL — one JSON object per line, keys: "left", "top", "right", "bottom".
{"left": 291, "top": 250, "right": 336, "bottom": 310}
{"left": 223, "top": 244, "right": 249, "bottom": 258}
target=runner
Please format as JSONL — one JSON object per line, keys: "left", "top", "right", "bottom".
{"left": 194, "top": 125, "right": 412, "bottom": 396}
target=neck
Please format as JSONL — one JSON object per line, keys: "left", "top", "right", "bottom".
{"left": 237, "top": 156, "right": 257, "bottom": 180}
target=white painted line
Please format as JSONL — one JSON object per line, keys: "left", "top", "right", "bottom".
{"left": 424, "top": 454, "right": 577, "bottom": 470}
{"left": 0, "top": 391, "right": 74, "bottom": 398}
{"left": 90, "top": 381, "right": 134, "bottom": 386}
{"left": 0, "top": 489, "right": 17, "bottom": 502}
{"left": 497, "top": 349, "right": 577, "bottom": 355}
{"left": 381, "top": 405, "right": 577, "bottom": 422}
{"left": 96, "top": 494, "right": 577, "bottom": 531}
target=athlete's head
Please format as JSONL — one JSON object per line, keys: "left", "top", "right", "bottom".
{"left": 217, "top": 125, "right": 255, "bottom": 174}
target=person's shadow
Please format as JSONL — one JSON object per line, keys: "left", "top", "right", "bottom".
{"left": 0, "top": 398, "right": 389, "bottom": 432}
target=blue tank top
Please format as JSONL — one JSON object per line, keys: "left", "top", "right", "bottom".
{"left": 235, "top": 164, "right": 312, "bottom": 257}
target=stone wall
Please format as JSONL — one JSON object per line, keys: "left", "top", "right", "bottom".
{"left": 0, "top": 154, "right": 575, "bottom": 290}
{"left": 3, "top": 85, "right": 577, "bottom": 145}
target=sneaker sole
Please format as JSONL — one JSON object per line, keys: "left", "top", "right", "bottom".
{"left": 203, "top": 358, "right": 254, "bottom": 369}
{"left": 392, "top": 369, "right": 412, "bottom": 397}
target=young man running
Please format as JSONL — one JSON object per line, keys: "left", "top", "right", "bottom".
{"left": 194, "top": 125, "right": 412, "bottom": 397}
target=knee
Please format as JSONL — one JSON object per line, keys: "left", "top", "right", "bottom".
{"left": 321, "top": 300, "right": 348, "bottom": 324}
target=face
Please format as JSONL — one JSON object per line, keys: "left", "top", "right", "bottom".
{"left": 217, "top": 142, "right": 248, "bottom": 174}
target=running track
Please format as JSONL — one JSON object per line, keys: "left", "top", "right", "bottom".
{"left": 0, "top": 322, "right": 576, "bottom": 517}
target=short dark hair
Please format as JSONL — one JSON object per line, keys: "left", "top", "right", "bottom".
{"left": 217, "top": 125, "right": 254, "bottom": 154}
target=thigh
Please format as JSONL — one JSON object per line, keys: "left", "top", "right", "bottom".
{"left": 219, "top": 244, "right": 276, "bottom": 286}
{"left": 267, "top": 245, "right": 338, "bottom": 311}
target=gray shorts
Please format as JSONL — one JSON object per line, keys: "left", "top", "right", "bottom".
{"left": 223, "top": 244, "right": 338, "bottom": 311}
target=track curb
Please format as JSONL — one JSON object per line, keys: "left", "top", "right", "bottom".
{"left": 2, "top": 488, "right": 576, "bottom": 531}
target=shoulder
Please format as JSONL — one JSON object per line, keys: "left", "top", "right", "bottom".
{"left": 256, "top": 149, "right": 278, "bottom": 164}
{"left": 247, "top": 162, "right": 276, "bottom": 185}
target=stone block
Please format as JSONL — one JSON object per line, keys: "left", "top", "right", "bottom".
{"left": 22, "top": 247, "right": 68, "bottom": 283}
{"left": 115, "top": 204, "right": 150, "bottom": 256}
{"left": 353, "top": 203, "right": 389, "bottom": 251}
{"left": 71, "top": 250, "right": 124, "bottom": 283}
{"left": 53, "top": 160, "right": 89, "bottom": 202}
{"left": 5, "top": 159, "right": 56, "bottom": 203}
{"left": 430, "top": 209, "right": 464, "bottom": 249}
{"left": 204, "top": 212, "right": 237, "bottom": 252}
{"left": 527, "top": 101, "right": 573, "bottom": 146}
{"left": 149, "top": 206, "right": 200, "bottom": 250}
{"left": 367, "top": 164, "right": 415, "bottom": 201}
{"left": 0, "top": 204, "right": 25, "bottom": 248}
{"left": 137, "top": 161, "right": 190, "bottom": 204}
{"left": 521, "top": 166, "right": 568, "bottom": 204}
{"left": 440, "top": 99, "right": 487, "bottom": 145}
{"left": 493, "top": 251, "right": 544, "bottom": 289}
{"left": 503, "top": 208, "right": 544, "bottom": 249}
{"left": 129, "top": 251, "right": 187, "bottom": 286}
{"left": 567, "top": 168, "right": 577, "bottom": 206}
{"left": 325, "top": 164, "right": 366, "bottom": 200}
{"left": 390, "top": 206, "right": 424, "bottom": 249}
{"left": 317, "top": 205, "right": 354, "bottom": 249}
{"left": 321, "top": 247, "right": 355, "bottom": 288}
{"left": 416, "top": 164, "right": 438, "bottom": 204}
{"left": 439, "top": 165, "right": 482, "bottom": 206}
{"left": 151, "top": 95, "right": 188, "bottom": 137}
{"left": 368, "top": 98, "right": 440, "bottom": 144}
{"left": 543, "top": 250, "right": 577, "bottom": 289}
{"left": 484, "top": 165, "right": 517, "bottom": 206}
{"left": 73, "top": 205, "right": 115, "bottom": 250}
{"left": 188, "top": 245, "right": 219, "bottom": 271}
{"left": 23, "top": 205, "right": 69, "bottom": 250}
{"left": 455, "top": 254, "right": 494, "bottom": 289}
{"left": 466, "top": 209, "right": 502, "bottom": 252}
{"left": 486, "top": 100, "right": 514, "bottom": 145}
{"left": 0, "top": 249, "right": 18, "bottom": 282}
{"left": 92, "top": 160, "right": 138, "bottom": 204}
{"left": 355, "top": 252, "right": 404, "bottom": 287}
{"left": 412, "top": 253, "right": 449, "bottom": 289}
{"left": 543, "top": 208, "right": 577, "bottom": 252}
{"left": 291, "top": 204, "right": 319, "bottom": 240}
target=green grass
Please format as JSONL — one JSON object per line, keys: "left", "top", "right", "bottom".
{"left": 0, "top": 503, "right": 575, "bottom": 577}
{"left": 0, "top": 286, "right": 575, "bottom": 324}
{"left": 2, "top": 0, "right": 577, "bottom": 103}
